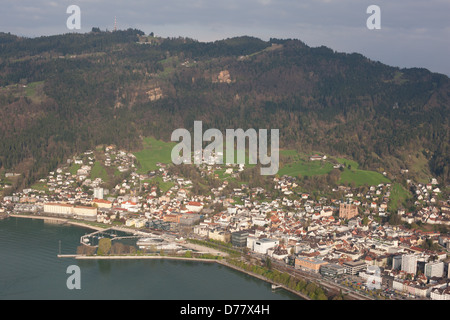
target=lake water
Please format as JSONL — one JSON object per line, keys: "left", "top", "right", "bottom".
{"left": 0, "top": 217, "right": 301, "bottom": 300}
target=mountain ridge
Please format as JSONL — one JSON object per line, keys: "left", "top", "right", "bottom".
{"left": 0, "top": 29, "right": 448, "bottom": 191}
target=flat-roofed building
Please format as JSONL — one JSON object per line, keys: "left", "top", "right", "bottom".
{"left": 320, "top": 263, "right": 347, "bottom": 278}
{"left": 231, "top": 230, "right": 249, "bottom": 248}
{"left": 252, "top": 238, "right": 279, "bottom": 255}
{"left": 343, "top": 260, "right": 367, "bottom": 275}
{"left": 163, "top": 214, "right": 181, "bottom": 223}
{"left": 393, "top": 255, "right": 402, "bottom": 270}
{"left": 425, "top": 261, "right": 444, "bottom": 278}
{"left": 179, "top": 213, "right": 200, "bottom": 226}
{"left": 93, "top": 187, "right": 104, "bottom": 200}
{"left": 401, "top": 254, "right": 418, "bottom": 275}
{"left": 295, "top": 256, "right": 328, "bottom": 273}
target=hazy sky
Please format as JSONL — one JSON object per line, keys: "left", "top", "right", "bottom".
{"left": 1, "top": 0, "right": 449, "bottom": 76}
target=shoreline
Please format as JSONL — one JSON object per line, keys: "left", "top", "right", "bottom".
{"left": 11, "top": 213, "right": 309, "bottom": 300}
{"left": 9, "top": 213, "right": 107, "bottom": 231}
{"left": 57, "top": 253, "right": 310, "bottom": 300}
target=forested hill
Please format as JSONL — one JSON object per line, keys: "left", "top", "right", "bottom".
{"left": 0, "top": 29, "right": 449, "bottom": 189}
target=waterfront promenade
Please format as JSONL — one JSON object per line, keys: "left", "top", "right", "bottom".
{"left": 10, "top": 213, "right": 106, "bottom": 231}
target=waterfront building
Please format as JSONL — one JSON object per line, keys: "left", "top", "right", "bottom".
{"left": 208, "top": 228, "right": 231, "bottom": 243}
{"left": 231, "top": 230, "right": 249, "bottom": 247}
{"left": 43, "top": 203, "right": 97, "bottom": 221}
{"left": 295, "top": 256, "right": 328, "bottom": 273}
{"left": 251, "top": 238, "right": 279, "bottom": 255}
{"left": 343, "top": 260, "right": 367, "bottom": 275}
{"left": 320, "top": 263, "right": 346, "bottom": 277}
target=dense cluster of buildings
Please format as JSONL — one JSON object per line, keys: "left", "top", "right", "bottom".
{"left": 398, "top": 181, "right": 450, "bottom": 226}
{"left": 1, "top": 147, "right": 449, "bottom": 300}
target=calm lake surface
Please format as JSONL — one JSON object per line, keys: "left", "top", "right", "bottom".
{"left": 0, "top": 217, "right": 301, "bottom": 300}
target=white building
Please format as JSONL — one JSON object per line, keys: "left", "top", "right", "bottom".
{"left": 430, "top": 287, "right": 450, "bottom": 300}
{"left": 251, "top": 238, "right": 279, "bottom": 255}
{"left": 43, "top": 203, "right": 97, "bottom": 221}
{"left": 401, "top": 254, "right": 418, "bottom": 275}
{"left": 93, "top": 187, "right": 104, "bottom": 199}
{"left": 186, "top": 201, "right": 203, "bottom": 213}
{"left": 425, "top": 261, "right": 444, "bottom": 278}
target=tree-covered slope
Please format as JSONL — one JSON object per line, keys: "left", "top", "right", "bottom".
{"left": 0, "top": 29, "right": 448, "bottom": 189}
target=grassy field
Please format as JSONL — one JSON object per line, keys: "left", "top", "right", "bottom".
{"left": 90, "top": 161, "right": 109, "bottom": 182}
{"left": 134, "top": 136, "right": 258, "bottom": 175}
{"left": 24, "top": 81, "right": 45, "bottom": 101}
{"left": 279, "top": 149, "right": 333, "bottom": 177}
{"left": 134, "top": 137, "right": 176, "bottom": 174}
{"left": 408, "top": 151, "right": 432, "bottom": 184}
{"left": 388, "top": 183, "right": 412, "bottom": 212}
{"left": 68, "top": 163, "right": 81, "bottom": 175}
{"left": 143, "top": 176, "right": 175, "bottom": 193}
{"left": 279, "top": 149, "right": 390, "bottom": 186}
{"left": 278, "top": 160, "right": 333, "bottom": 177}
{"left": 339, "top": 168, "right": 390, "bottom": 187}
{"left": 30, "top": 181, "right": 49, "bottom": 193}
{"left": 334, "top": 157, "right": 359, "bottom": 170}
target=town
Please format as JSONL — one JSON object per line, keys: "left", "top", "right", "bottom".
{"left": 1, "top": 144, "right": 449, "bottom": 300}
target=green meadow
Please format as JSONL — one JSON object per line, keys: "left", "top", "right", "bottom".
{"left": 278, "top": 150, "right": 332, "bottom": 177}
{"left": 279, "top": 149, "right": 391, "bottom": 186}
{"left": 388, "top": 183, "right": 412, "bottom": 212}
{"left": 90, "top": 161, "right": 109, "bottom": 182}
{"left": 278, "top": 160, "right": 333, "bottom": 177}
{"left": 142, "top": 176, "right": 175, "bottom": 193}
{"left": 339, "top": 168, "right": 390, "bottom": 187}
{"left": 134, "top": 137, "right": 176, "bottom": 173}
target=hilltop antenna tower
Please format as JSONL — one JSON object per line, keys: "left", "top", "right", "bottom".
{"left": 114, "top": 16, "right": 117, "bottom": 32}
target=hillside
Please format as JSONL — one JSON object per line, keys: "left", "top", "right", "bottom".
{"left": 0, "top": 29, "right": 449, "bottom": 191}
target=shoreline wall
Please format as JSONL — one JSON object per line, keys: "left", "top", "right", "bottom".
{"left": 58, "top": 253, "right": 310, "bottom": 300}
{"left": 9, "top": 214, "right": 105, "bottom": 231}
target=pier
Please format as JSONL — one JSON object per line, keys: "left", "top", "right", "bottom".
{"left": 271, "top": 284, "right": 282, "bottom": 290}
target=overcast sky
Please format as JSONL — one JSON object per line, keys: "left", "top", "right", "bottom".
{"left": 1, "top": 0, "right": 449, "bottom": 76}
